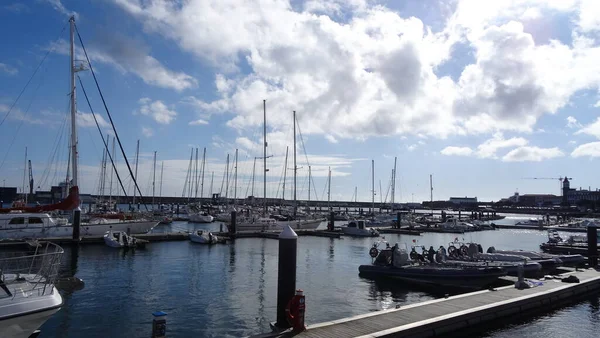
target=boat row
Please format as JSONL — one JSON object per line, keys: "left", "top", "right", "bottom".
{"left": 359, "top": 239, "right": 585, "bottom": 290}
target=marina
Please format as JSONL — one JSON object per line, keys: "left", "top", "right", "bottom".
{"left": 1, "top": 2, "right": 600, "bottom": 338}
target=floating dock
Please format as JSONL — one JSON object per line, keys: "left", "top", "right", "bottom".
{"left": 254, "top": 268, "right": 600, "bottom": 338}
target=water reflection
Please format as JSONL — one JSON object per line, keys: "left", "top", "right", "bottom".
{"left": 328, "top": 238, "right": 335, "bottom": 262}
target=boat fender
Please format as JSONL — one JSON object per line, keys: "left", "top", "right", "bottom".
{"left": 369, "top": 247, "right": 379, "bottom": 258}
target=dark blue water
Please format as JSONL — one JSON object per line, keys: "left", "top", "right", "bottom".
{"left": 39, "top": 219, "right": 600, "bottom": 337}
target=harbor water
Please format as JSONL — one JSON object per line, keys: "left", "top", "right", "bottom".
{"left": 39, "top": 215, "right": 600, "bottom": 337}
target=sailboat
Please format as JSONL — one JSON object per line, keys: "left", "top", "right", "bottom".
{"left": 234, "top": 103, "right": 324, "bottom": 231}
{"left": 0, "top": 17, "right": 157, "bottom": 240}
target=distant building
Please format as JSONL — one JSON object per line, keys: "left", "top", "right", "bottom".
{"left": 518, "top": 194, "right": 560, "bottom": 207}
{"left": 0, "top": 187, "right": 17, "bottom": 204}
{"left": 449, "top": 197, "right": 478, "bottom": 205}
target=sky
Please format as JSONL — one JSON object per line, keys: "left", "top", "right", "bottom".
{"left": 0, "top": 0, "right": 600, "bottom": 203}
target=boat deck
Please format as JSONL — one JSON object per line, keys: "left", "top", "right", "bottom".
{"left": 253, "top": 268, "right": 600, "bottom": 338}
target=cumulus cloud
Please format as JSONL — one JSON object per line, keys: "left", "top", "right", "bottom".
{"left": 0, "top": 63, "right": 17, "bottom": 75}
{"left": 502, "top": 146, "right": 564, "bottom": 162}
{"left": 441, "top": 146, "right": 473, "bottom": 156}
{"left": 475, "top": 133, "right": 528, "bottom": 159}
{"left": 566, "top": 116, "right": 581, "bottom": 128}
{"left": 141, "top": 126, "right": 153, "bottom": 137}
{"left": 188, "top": 119, "right": 209, "bottom": 126}
{"left": 571, "top": 141, "right": 600, "bottom": 158}
{"left": 137, "top": 98, "right": 177, "bottom": 124}
{"left": 112, "top": 0, "right": 600, "bottom": 143}
{"left": 47, "top": 33, "right": 197, "bottom": 91}
{"left": 77, "top": 112, "right": 109, "bottom": 128}
{"left": 576, "top": 117, "right": 600, "bottom": 138}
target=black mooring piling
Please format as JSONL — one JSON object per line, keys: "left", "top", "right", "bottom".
{"left": 275, "top": 226, "right": 298, "bottom": 329}
{"left": 72, "top": 207, "right": 81, "bottom": 241}
{"left": 230, "top": 211, "right": 237, "bottom": 235}
{"left": 588, "top": 225, "right": 598, "bottom": 267}
{"left": 396, "top": 212, "right": 401, "bottom": 229}
{"left": 328, "top": 212, "right": 335, "bottom": 231}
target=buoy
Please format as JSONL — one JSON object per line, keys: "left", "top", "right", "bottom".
{"left": 369, "top": 247, "right": 379, "bottom": 258}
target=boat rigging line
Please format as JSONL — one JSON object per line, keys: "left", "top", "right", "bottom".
{"left": 74, "top": 23, "right": 148, "bottom": 210}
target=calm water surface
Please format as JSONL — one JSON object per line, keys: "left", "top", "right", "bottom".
{"left": 39, "top": 217, "right": 599, "bottom": 337}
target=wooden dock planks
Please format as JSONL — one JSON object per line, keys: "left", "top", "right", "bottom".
{"left": 283, "top": 268, "right": 600, "bottom": 338}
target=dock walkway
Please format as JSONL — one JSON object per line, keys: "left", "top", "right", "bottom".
{"left": 261, "top": 268, "right": 600, "bottom": 338}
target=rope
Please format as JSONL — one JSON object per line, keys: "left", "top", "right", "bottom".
{"left": 74, "top": 23, "right": 146, "bottom": 210}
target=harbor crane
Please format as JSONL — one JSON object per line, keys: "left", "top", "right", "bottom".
{"left": 522, "top": 177, "right": 573, "bottom": 196}
{"left": 28, "top": 160, "right": 34, "bottom": 195}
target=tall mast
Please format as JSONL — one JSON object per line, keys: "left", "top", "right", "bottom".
{"left": 282, "top": 146, "right": 288, "bottom": 201}
{"left": 293, "top": 110, "right": 297, "bottom": 218}
{"left": 109, "top": 137, "right": 115, "bottom": 204}
{"left": 69, "top": 16, "right": 78, "bottom": 189}
{"left": 159, "top": 161, "right": 164, "bottom": 205}
{"left": 430, "top": 174, "right": 433, "bottom": 203}
{"left": 308, "top": 165, "right": 311, "bottom": 203}
{"left": 355, "top": 186, "right": 357, "bottom": 203}
{"left": 225, "top": 154, "right": 229, "bottom": 200}
{"left": 194, "top": 148, "right": 199, "bottom": 198}
{"left": 263, "top": 99, "right": 267, "bottom": 216}
{"left": 101, "top": 136, "right": 108, "bottom": 198}
{"left": 22, "top": 147, "right": 27, "bottom": 203}
{"left": 234, "top": 148, "right": 238, "bottom": 202}
{"left": 209, "top": 171, "right": 214, "bottom": 197}
{"left": 200, "top": 147, "right": 206, "bottom": 199}
{"left": 133, "top": 139, "right": 139, "bottom": 205}
{"left": 152, "top": 151, "right": 157, "bottom": 207}
{"left": 251, "top": 157, "right": 256, "bottom": 198}
{"left": 327, "top": 167, "right": 331, "bottom": 210}
{"left": 371, "top": 159, "right": 375, "bottom": 214}
{"left": 392, "top": 156, "right": 397, "bottom": 205}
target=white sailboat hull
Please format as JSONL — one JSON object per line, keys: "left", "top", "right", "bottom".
{"left": 0, "top": 220, "right": 158, "bottom": 240}
{"left": 188, "top": 214, "right": 214, "bottom": 223}
{"left": 0, "top": 307, "right": 61, "bottom": 338}
{"left": 235, "top": 219, "right": 323, "bottom": 231}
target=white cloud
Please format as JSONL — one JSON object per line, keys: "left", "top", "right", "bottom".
{"left": 0, "top": 63, "right": 17, "bottom": 75}
{"left": 441, "top": 146, "right": 473, "bottom": 156}
{"left": 571, "top": 141, "right": 600, "bottom": 157}
{"left": 406, "top": 144, "right": 418, "bottom": 152}
{"left": 47, "top": 35, "right": 196, "bottom": 91}
{"left": 502, "top": 146, "right": 564, "bottom": 162}
{"left": 107, "top": 0, "right": 600, "bottom": 146}
{"left": 576, "top": 117, "right": 600, "bottom": 138}
{"left": 595, "top": 100, "right": 600, "bottom": 108}
{"left": 4, "top": 3, "right": 28, "bottom": 13}
{"left": 43, "top": 0, "right": 77, "bottom": 18}
{"left": 77, "top": 112, "right": 109, "bottom": 128}
{"left": 325, "top": 135, "right": 338, "bottom": 144}
{"left": 475, "top": 133, "right": 528, "bottom": 159}
{"left": 566, "top": 116, "right": 581, "bottom": 128}
{"left": 141, "top": 126, "right": 153, "bottom": 137}
{"left": 188, "top": 119, "right": 209, "bottom": 126}
{"left": 137, "top": 98, "right": 177, "bottom": 124}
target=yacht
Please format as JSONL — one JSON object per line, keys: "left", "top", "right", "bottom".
{"left": 234, "top": 217, "right": 323, "bottom": 231}
{"left": 342, "top": 220, "right": 379, "bottom": 237}
{"left": 0, "top": 211, "right": 158, "bottom": 240}
{"left": 0, "top": 242, "right": 64, "bottom": 338}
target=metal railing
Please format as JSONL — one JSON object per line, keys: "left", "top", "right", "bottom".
{"left": 0, "top": 242, "right": 64, "bottom": 298}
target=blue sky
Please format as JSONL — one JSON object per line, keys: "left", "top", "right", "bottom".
{"left": 1, "top": 0, "right": 600, "bottom": 203}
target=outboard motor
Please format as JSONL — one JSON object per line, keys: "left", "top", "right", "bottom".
{"left": 410, "top": 247, "right": 419, "bottom": 261}
{"left": 487, "top": 246, "right": 496, "bottom": 253}
{"left": 468, "top": 243, "right": 479, "bottom": 258}
{"left": 436, "top": 246, "right": 447, "bottom": 263}
{"left": 477, "top": 244, "right": 483, "bottom": 253}
{"left": 427, "top": 246, "right": 436, "bottom": 263}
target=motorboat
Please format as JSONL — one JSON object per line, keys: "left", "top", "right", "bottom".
{"left": 358, "top": 242, "right": 506, "bottom": 290}
{"left": 189, "top": 230, "right": 225, "bottom": 244}
{"left": 435, "top": 219, "right": 476, "bottom": 233}
{"left": 341, "top": 220, "right": 379, "bottom": 237}
{"left": 188, "top": 212, "right": 214, "bottom": 223}
{"left": 0, "top": 242, "right": 64, "bottom": 338}
{"left": 103, "top": 230, "right": 147, "bottom": 249}
{"left": 540, "top": 230, "right": 596, "bottom": 255}
{"left": 486, "top": 247, "right": 584, "bottom": 268}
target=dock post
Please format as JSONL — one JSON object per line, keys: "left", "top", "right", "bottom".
{"left": 515, "top": 264, "right": 525, "bottom": 289}
{"left": 458, "top": 209, "right": 461, "bottom": 220}
{"left": 230, "top": 211, "right": 237, "bottom": 235}
{"left": 275, "top": 226, "right": 298, "bottom": 329}
{"left": 587, "top": 225, "right": 598, "bottom": 267}
{"left": 72, "top": 207, "right": 81, "bottom": 241}
{"left": 396, "top": 212, "right": 401, "bottom": 229}
{"left": 328, "top": 212, "right": 335, "bottom": 231}
{"left": 151, "top": 311, "right": 167, "bottom": 338}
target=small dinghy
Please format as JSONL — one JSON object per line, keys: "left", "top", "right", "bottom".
{"left": 189, "top": 230, "right": 225, "bottom": 244}
{"left": 103, "top": 230, "right": 147, "bottom": 249}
